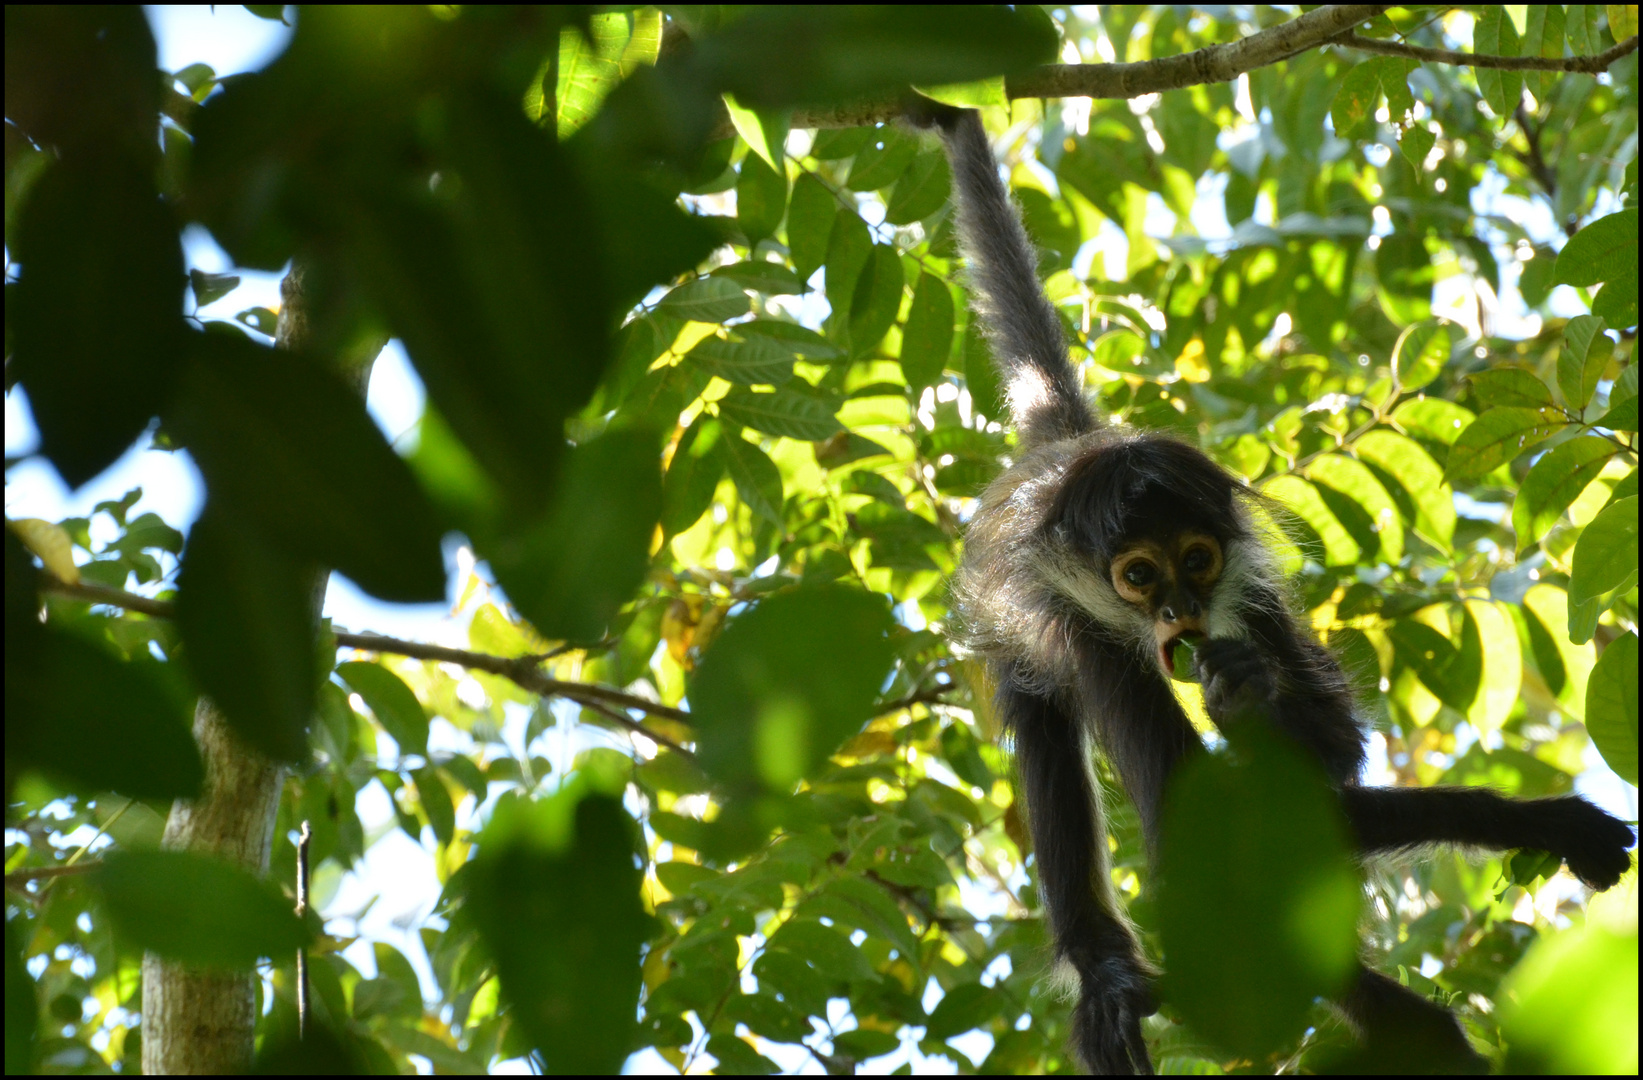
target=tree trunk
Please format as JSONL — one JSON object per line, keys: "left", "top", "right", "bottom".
{"left": 140, "top": 264, "right": 380, "bottom": 1073}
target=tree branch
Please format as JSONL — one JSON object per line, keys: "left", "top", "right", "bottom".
{"left": 1333, "top": 30, "right": 1640, "bottom": 73}
{"left": 40, "top": 575, "right": 949, "bottom": 751}
{"left": 718, "top": 4, "right": 1393, "bottom": 137}
{"left": 5, "top": 862, "right": 103, "bottom": 889}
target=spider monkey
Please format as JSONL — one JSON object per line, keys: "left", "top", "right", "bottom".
{"left": 909, "top": 103, "right": 1635, "bottom": 1074}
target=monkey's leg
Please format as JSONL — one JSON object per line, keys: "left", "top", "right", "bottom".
{"left": 998, "top": 681, "right": 1157, "bottom": 1075}
{"left": 1337, "top": 965, "right": 1489, "bottom": 1074}
{"left": 1341, "top": 786, "right": 1636, "bottom": 890}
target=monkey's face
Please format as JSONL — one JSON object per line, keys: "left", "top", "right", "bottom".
{"left": 1108, "top": 531, "right": 1223, "bottom": 676}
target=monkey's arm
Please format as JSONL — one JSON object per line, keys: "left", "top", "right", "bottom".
{"left": 997, "top": 679, "right": 1157, "bottom": 1075}
{"left": 907, "top": 104, "right": 1094, "bottom": 446}
{"left": 1196, "top": 639, "right": 1635, "bottom": 890}
{"left": 1341, "top": 786, "right": 1635, "bottom": 890}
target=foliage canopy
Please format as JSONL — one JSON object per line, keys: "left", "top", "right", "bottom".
{"left": 5, "top": 5, "right": 1638, "bottom": 1075}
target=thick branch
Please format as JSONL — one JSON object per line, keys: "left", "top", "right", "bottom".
{"left": 720, "top": 4, "right": 1392, "bottom": 136}
{"left": 1004, "top": 4, "right": 1390, "bottom": 99}
{"left": 1335, "top": 30, "right": 1640, "bottom": 73}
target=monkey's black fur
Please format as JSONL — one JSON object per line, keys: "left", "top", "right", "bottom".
{"left": 910, "top": 102, "right": 1635, "bottom": 1075}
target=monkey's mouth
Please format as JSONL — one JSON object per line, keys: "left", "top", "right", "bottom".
{"left": 1160, "top": 631, "right": 1204, "bottom": 677}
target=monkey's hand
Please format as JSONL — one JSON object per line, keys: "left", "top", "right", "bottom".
{"left": 1069, "top": 956, "right": 1158, "bottom": 1075}
{"left": 1538, "top": 795, "right": 1636, "bottom": 890}
{"left": 1194, "top": 638, "right": 1278, "bottom": 735}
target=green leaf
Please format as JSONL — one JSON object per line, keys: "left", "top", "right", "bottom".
{"left": 1263, "top": 475, "right": 1359, "bottom": 565}
{"left": 736, "top": 151, "right": 788, "bottom": 249}
{"left": 1379, "top": 56, "right": 1415, "bottom": 120}
{"left": 488, "top": 427, "right": 663, "bottom": 642}
{"left": 765, "top": 919, "right": 876, "bottom": 983}
{"left": 690, "top": 585, "right": 895, "bottom": 793}
{"left": 1501, "top": 922, "right": 1640, "bottom": 1076}
{"left": 1391, "top": 397, "right": 1476, "bottom": 445}
{"left": 1397, "top": 121, "right": 1435, "bottom": 170}
{"left": 1442, "top": 407, "right": 1565, "bottom": 482}
{"left": 1584, "top": 633, "right": 1639, "bottom": 785}
{"left": 170, "top": 334, "right": 447, "bottom": 603}
{"left": 1512, "top": 436, "right": 1620, "bottom": 552}
{"left": 914, "top": 76, "right": 1008, "bottom": 109}
{"left": 800, "top": 876, "right": 920, "bottom": 959}
{"left": 1375, "top": 232, "right": 1434, "bottom": 323}
{"left": 1391, "top": 321, "right": 1453, "bottom": 394}
{"left": 412, "top": 767, "right": 456, "bottom": 846}
{"left": 1566, "top": 2, "right": 1602, "bottom": 54}
{"left": 1594, "top": 393, "right": 1638, "bottom": 433}
{"left": 722, "top": 434, "right": 785, "bottom": 525}
{"left": 1354, "top": 430, "right": 1454, "bottom": 552}
{"left": 900, "top": 272, "right": 955, "bottom": 390}
{"left": 1612, "top": 3, "right": 1640, "bottom": 39}
{"left": 557, "top": 13, "right": 641, "bottom": 136}
{"left": 787, "top": 173, "right": 836, "bottom": 283}
{"left": 662, "top": 416, "right": 726, "bottom": 536}
{"left": 470, "top": 791, "right": 647, "bottom": 1074}
{"left": 965, "top": 325, "right": 1005, "bottom": 425}
{"left": 884, "top": 150, "right": 952, "bottom": 225}
{"left": 925, "top": 982, "right": 1001, "bottom": 1040}
{"left": 810, "top": 127, "right": 872, "bottom": 160}
{"left": 1464, "top": 599, "right": 1522, "bottom": 736}
{"left": 707, "top": 1034, "right": 779, "bottom": 1074}
{"left": 337, "top": 660, "right": 430, "bottom": 758}
{"left": 1159, "top": 728, "right": 1357, "bottom": 1061}
{"left": 1469, "top": 366, "right": 1554, "bottom": 409}
{"left": 11, "top": 154, "right": 186, "bottom": 487}
{"left": 833, "top": 1028, "right": 902, "bottom": 1060}
{"left": 1589, "top": 270, "right": 1638, "bottom": 331}
{"left": 740, "top": 319, "right": 844, "bottom": 362}
{"left": 845, "top": 128, "right": 917, "bottom": 191}
{"left": 1555, "top": 209, "right": 1639, "bottom": 287}
{"left": 1521, "top": 4, "right": 1566, "bottom": 100}
{"left": 848, "top": 244, "right": 905, "bottom": 357}
{"left": 824, "top": 209, "right": 873, "bottom": 340}
{"left": 1568, "top": 495, "right": 1639, "bottom": 609}
{"left": 722, "top": 93, "right": 790, "bottom": 171}
{"left": 712, "top": 260, "right": 804, "bottom": 296}
{"left": 717, "top": 388, "right": 844, "bottom": 441}
{"left": 1474, "top": 7, "right": 1523, "bottom": 118}
{"left": 1330, "top": 61, "right": 1382, "bottom": 138}
{"left": 6, "top": 626, "right": 202, "bottom": 799}
{"left": 1307, "top": 454, "right": 1404, "bottom": 564}
{"left": 96, "top": 851, "right": 310, "bottom": 969}
{"left": 1557, "top": 315, "right": 1613, "bottom": 413}
{"left": 686, "top": 335, "right": 795, "bottom": 386}
{"left": 699, "top": 7, "right": 1056, "bottom": 112}
{"left": 1391, "top": 617, "right": 1466, "bottom": 712}
{"left": 660, "top": 277, "right": 751, "bottom": 322}
{"left": 176, "top": 507, "right": 317, "bottom": 763}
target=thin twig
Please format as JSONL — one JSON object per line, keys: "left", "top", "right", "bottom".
{"left": 4, "top": 861, "right": 103, "bottom": 889}
{"left": 295, "top": 821, "right": 311, "bottom": 1041}
{"left": 1333, "top": 30, "right": 1639, "bottom": 73}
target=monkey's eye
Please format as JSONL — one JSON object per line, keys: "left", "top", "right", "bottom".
{"left": 1122, "top": 562, "right": 1156, "bottom": 588}
{"left": 1183, "top": 547, "right": 1212, "bottom": 574}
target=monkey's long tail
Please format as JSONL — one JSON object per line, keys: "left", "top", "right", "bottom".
{"left": 909, "top": 103, "right": 1095, "bottom": 446}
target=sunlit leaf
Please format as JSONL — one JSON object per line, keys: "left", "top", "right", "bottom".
{"left": 1585, "top": 632, "right": 1638, "bottom": 785}
{"left": 1512, "top": 436, "right": 1619, "bottom": 552}
{"left": 1442, "top": 407, "right": 1564, "bottom": 482}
